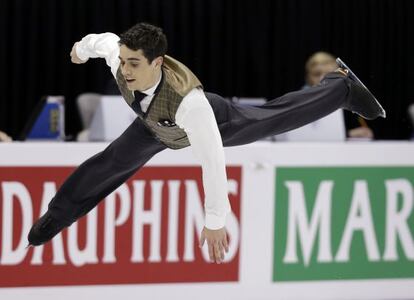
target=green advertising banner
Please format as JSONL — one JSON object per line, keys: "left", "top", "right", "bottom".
{"left": 273, "top": 167, "right": 414, "bottom": 281}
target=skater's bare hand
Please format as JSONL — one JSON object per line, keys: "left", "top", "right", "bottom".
{"left": 70, "top": 42, "right": 87, "bottom": 64}
{"left": 348, "top": 126, "right": 374, "bottom": 139}
{"left": 0, "top": 131, "right": 12, "bottom": 142}
{"left": 199, "top": 227, "right": 229, "bottom": 264}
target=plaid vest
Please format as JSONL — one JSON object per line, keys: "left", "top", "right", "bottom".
{"left": 116, "top": 55, "right": 202, "bottom": 149}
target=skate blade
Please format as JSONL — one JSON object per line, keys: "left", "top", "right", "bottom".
{"left": 336, "top": 57, "right": 386, "bottom": 118}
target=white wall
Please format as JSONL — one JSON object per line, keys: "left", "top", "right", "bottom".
{"left": 0, "top": 141, "right": 413, "bottom": 300}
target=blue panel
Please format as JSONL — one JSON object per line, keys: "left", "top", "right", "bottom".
{"left": 27, "top": 102, "right": 63, "bottom": 140}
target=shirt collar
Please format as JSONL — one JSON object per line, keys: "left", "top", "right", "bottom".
{"left": 141, "top": 72, "right": 162, "bottom": 96}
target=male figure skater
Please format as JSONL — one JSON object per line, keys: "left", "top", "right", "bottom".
{"left": 28, "top": 23, "right": 385, "bottom": 264}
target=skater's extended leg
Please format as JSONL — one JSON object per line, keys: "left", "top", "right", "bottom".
{"left": 28, "top": 118, "right": 166, "bottom": 246}
{"left": 206, "top": 69, "right": 384, "bottom": 147}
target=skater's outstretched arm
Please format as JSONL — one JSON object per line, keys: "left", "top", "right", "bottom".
{"left": 176, "top": 88, "right": 231, "bottom": 264}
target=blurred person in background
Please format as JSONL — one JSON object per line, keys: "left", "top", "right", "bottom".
{"left": 305, "top": 52, "right": 374, "bottom": 139}
{"left": 0, "top": 130, "right": 12, "bottom": 142}
{"left": 408, "top": 103, "right": 414, "bottom": 140}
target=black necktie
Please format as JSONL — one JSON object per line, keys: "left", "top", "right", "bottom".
{"left": 131, "top": 74, "right": 163, "bottom": 115}
{"left": 131, "top": 91, "right": 147, "bottom": 115}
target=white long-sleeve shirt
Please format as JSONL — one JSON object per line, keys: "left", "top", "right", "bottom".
{"left": 76, "top": 33, "right": 231, "bottom": 230}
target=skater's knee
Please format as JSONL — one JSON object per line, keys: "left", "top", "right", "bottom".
{"left": 102, "top": 143, "right": 148, "bottom": 168}
{"left": 100, "top": 144, "right": 129, "bottom": 166}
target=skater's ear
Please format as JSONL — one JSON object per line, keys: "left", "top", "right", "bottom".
{"left": 152, "top": 56, "right": 164, "bottom": 69}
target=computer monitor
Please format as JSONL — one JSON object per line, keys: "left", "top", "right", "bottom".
{"left": 89, "top": 96, "right": 136, "bottom": 141}
{"left": 275, "top": 109, "right": 346, "bottom": 142}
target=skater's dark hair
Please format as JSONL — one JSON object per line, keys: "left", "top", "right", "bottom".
{"left": 119, "top": 23, "right": 168, "bottom": 63}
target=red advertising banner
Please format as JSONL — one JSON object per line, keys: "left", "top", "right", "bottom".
{"left": 0, "top": 166, "right": 241, "bottom": 287}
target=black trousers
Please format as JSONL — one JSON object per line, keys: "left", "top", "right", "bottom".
{"left": 49, "top": 73, "right": 349, "bottom": 225}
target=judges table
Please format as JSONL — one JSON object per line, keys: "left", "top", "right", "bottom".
{"left": 0, "top": 141, "right": 413, "bottom": 300}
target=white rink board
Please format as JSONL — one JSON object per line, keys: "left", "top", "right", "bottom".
{"left": 0, "top": 141, "right": 414, "bottom": 300}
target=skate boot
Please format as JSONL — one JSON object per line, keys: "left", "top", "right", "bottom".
{"left": 27, "top": 211, "right": 65, "bottom": 246}
{"left": 336, "top": 57, "right": 386, "bottom": 120}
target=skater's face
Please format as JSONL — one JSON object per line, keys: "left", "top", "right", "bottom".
{"left": 119, "top": 45, "right": 163, "bottom": 91}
